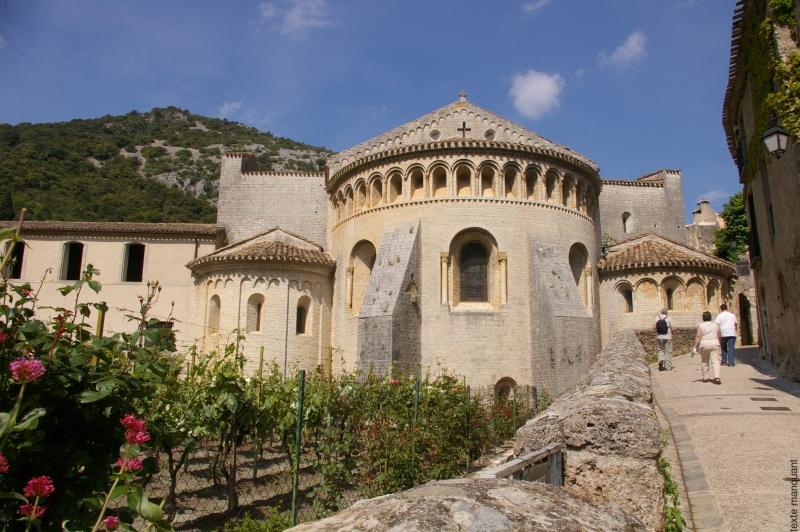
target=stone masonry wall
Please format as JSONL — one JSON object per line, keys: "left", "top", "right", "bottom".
{"left": 217, "top": 154, "right": 328, "bottom": 245}
{"left": 599, "top": 173, "right": 686, "bottom": 244}
{"left": 515, "top": 329, "right": 664, "bottom": 530}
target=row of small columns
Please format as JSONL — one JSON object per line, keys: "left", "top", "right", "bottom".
{"left": 332, "top": 165, "right": 595, "bottom": 221}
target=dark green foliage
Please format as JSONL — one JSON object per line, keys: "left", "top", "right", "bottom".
{"left": 769, "top": 0, "right": 796, "bottom": 26}
{"left": 0, "top": 191, "right": 13, "bottom": 220}
{"left": 1, "top": 107, "right": 331, "bottom": 223}
{"left": 714, "top": 192, "right": 749, "bottom": 262}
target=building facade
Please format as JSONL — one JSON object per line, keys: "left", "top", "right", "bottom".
{"left": 723, "top": 0, "right": 800, "bottom": 381}
{"left": 4, "top": 94, "right": 740, "bottom": 394}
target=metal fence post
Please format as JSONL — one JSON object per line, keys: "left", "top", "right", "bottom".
{"left": 465, "top": 384, "right": 471, "bottom": 471}
{"left": 413, "top": 375, "right": 421, "bottom": 424}
{"left": 291, "top": 369, "right": 306, "bottom": 526}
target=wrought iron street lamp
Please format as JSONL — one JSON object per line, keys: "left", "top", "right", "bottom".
{"left": 762, "top": 120, "right": 791, "bottom": 158}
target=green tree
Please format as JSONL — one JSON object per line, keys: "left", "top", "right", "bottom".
{"left": 0, "top": 191, "right": 13, "bottom": 220}
{"left": 714, "top": 192, "right": 749, "bottom": 262}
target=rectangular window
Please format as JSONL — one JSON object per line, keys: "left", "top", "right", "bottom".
{"left": 61, "top": 242, "right": 84, "bottom": 281}
{"left": 123, "top": 243, "right": 145, "bottom": 282}
{"left": 9, "top": 242, "right": 24, "bottom": 279}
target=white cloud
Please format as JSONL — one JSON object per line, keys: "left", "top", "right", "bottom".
{"left": 0, "top": 33, "right": 7, "bottom": 50}
{"left": 522, "top": 0, "right": 550, "bottom": 14}
{"left": 259, "top": 0, "right": 332, "bottom": 38}
{"left": 218, "top": 101, "right": 243, "bottom": 118}
{"left": 598, "top": 31, "right": 647, "bottom": 71}
{"left": 260, "top": 2, "right": 278, "bottom": 20}
{"left": 509, "top": 70, "right": 565, "bottom": 120}
{"left": 696, "top": 189, "right": 733, "bottom": 206}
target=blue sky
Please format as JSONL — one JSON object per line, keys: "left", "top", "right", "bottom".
{"left": 0, "top": 0, "right": 740, "bottom": 221}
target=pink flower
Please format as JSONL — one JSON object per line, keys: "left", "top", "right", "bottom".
{"left": 120, "top": 414, "right": 146, "bottom": 433}
{"left": 102, "top": 515, "right": 121, "bottom": 530}
{"left": 115, "top": 457, "right": 143, "bottom": 472}
{"left": 18, "top": 503, "right": 45, "bottom": 518}
{"left": 124, "top": 429, "right": 150, "bottom": 444}
{"left": 120, "top": 415, "right": 150, "bottom": 444}
{"left": 9, "top": 357, "right": 45, "bottom": 383}
{"left": 0, "top": 454, "right": 8, "bottom": 474}
{"left": 22, "top": 476, "right": 55, "bottom": 498}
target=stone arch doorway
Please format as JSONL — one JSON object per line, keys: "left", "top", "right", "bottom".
{"left": 495, "top": 377, "right": 517, "bottom": 403}
{"left": 739, "top": 293, "right": 754, "bottom": 345}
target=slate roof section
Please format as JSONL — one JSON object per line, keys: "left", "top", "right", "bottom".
{"left": 0, "top": 220, "right": 223, "bottom": 237}
{"left": 187, "top": 227, "right": 335, "bottom": 271}
{"left": 598, "top": 233, "right": 736, "bottom": 275}
{"left": 327, "top": 94, "right": 598, "bottom": 178}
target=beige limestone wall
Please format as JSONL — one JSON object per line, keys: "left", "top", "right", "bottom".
{"left": 328, "top": 149, "right": 601, "bottom": 390}
{"left": 599, "top": 269, "right": 734, "bottom": 345}
{"left": 9, "top": 234, "right": 215, "bottom": 348}
{"left": 192, "top": 266, "right": 333, "bottom": 377}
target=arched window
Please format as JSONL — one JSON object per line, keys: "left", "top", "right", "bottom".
{"left": 432, "top": 166, "right": 448, "bottom": 197}
{"left": 460, "top": 242, "right": 489, "bottom": 302}
{"left": 409, "top": 168, "right": 424, "bottom": 199}
{"left": 355, "top": 182, "right": 366, "bottom": 212}
{"left": 622, "top": 212, "right": 632, "bottom": 234}
{"left": 61, "top": 241, "right": 84, "bottom": 281}
{"left": 246, "top": 293, "right": 264, "bottom": 332}
{"left": 349, "top": 240, "right": 377, "bottom": 314}
{"left": 617, "top": 283, "right": 634, "bottom": 313}
{"left": 480, "top": 166, "right": 495, "bottom": 197}
{"left": 370, "top": 178, "right": 383, "bottom": 208}
{"left": 545, "top": 170, "right": 558, "bottom": 202}
{"left": 387, "top": 173, "right": 402, "bottom": 204}
{"left": 706, "top": 280, "right": 720, "bottom": 309}
{"left": 296, "top": 295, "right": 310, "bottom": 334}
{"left": 568, "top": 242, "right": 589, "bottom": 307}
{"left": 685, "top": 278, "right": 703, "bottom": 312}
{"left": 561, "top": 176, "right": 574, "bottom": 207}
{"left": 663, "top": 277, "right": 686, "bottom": 311}
{"left": 525, "top": 166, "right": 540, "bottom": 201}
{"left": 456, "top": 166, "right": 472, "bottom": 197}
{"left": 123, "top": 243, "right": 145, "bottom": 282}
{"left": 636, "top": 279, "right": 659, "bottom": 315}
{"left": 207, "top": 295, "right": 221, "bottom": 334}
{"left": 504, "top": 167, "right": 518, "bottom": 198}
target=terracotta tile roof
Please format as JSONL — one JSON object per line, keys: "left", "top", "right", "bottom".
{"left": 598, "top": 234, "right": 736, "bottom": 275}
{"left": 187, "top": 227, "right": 335, "bottom": 271}
{"left": 0, "top": 220, "right": 223, "bottom": 237}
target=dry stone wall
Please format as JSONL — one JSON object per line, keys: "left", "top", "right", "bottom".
{"left": 514, "top": 329, "right": 664, "bottom": 530}
{"left": 290, "top": 478, "right": 644, "bottom": 531}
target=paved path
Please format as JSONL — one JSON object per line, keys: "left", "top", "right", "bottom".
{"left": 652, "top": 346, "right": 800, "bottom": 532}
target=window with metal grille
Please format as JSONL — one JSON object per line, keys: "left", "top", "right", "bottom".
{"left": 460, "top": 242, "right": 488, "bottom": 302}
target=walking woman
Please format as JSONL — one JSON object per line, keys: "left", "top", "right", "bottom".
{"left": 693, "top": 311, "right": 722, "bottom": 384}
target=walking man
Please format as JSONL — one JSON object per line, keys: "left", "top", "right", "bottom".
{"left": 715, "top": 304, "right": 738, "bottom": 366}
{"left": 653, "top": 308, "right": 673, "bottom": 371}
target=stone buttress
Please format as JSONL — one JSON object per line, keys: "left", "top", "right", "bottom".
{"left": 356, "top": 222, "right": 422, "bottom": 376}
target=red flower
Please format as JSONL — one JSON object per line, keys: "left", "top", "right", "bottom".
{"left": 0, "top": 454, "right": 8, "bottom": 474}
{"left": 22, "top": 476, "right": 55, "bottom": 498}
{"left": 115, "top": 457, "right": 143, "bottom": 472}
{"left": 0, "top": 331, "right": 8, "bottom": 344}
{"left": 102, "top": 515, "right": 121, "bottom": 530}
{"left": 18, "top": 503, "right": 45, "bottom": 518}
{"left": 124, "top": 429, "right": 150, "bottom": 444}
{"left": 9, "top": 358, "right": 45, "bottom": 383}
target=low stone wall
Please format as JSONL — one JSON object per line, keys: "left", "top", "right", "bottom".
{"left": 515, "top": 329, "right": 664, "bottom": 530}
{"left": 290, "top": 478, "right": 645, "bottom": 531}
{"left": 635, "top": 328, "right": 695, "bottom": 362}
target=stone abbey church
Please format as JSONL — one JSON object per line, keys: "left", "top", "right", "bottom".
{"left": 5, "top": 94, "right": 736, "bottom": 396}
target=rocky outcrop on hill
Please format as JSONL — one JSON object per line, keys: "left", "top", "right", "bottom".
{"left": 514, "top": 330, "right": 664, "bottom": 530}
{"left": 290, "top": 478, "right": 644, "bottom": 531}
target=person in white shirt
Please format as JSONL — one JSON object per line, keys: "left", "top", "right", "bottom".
{"left": 653, "top": 308, "right": 673, "bottom": 371}
{"left": 714, "top": 304, "right": 738, "bottom": 367}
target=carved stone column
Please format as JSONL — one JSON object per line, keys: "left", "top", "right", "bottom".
{"left": 346, "top": 266, "right": 354, "bottom": 308}
{"left": 440, "top": 253, "right": 449, "bottom": 304}
{"left": 499, "top": 252, "right": 508, "bottom": 305}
